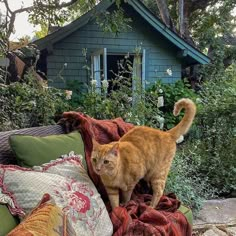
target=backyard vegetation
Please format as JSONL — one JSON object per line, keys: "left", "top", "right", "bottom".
{"left": 0, "top": 0, "right": 236, "bottom": 213}
{"left": 1, "top": 61, "right": 235, "bottom": 212}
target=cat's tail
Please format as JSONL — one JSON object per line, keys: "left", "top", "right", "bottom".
{"left": 167, "top": 98, "right": 196, "bottom": 140}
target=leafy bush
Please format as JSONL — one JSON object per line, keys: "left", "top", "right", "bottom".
{"left": 67, "top": 57, "right": 163, "bottom": 129}
{"left": 194, "top": 65, "right": 236, "bottom": 195}
{"left": 148, "top": 80, "right": 198, "bottom": 129}
{"left": 166, "top": 66, "right": 236, "bottom": 206}
{"left": 166, "top": 141, "right": 216, "bottom": 212}
{"left": 0, "top": 70, "right": 69, "bottom": 131}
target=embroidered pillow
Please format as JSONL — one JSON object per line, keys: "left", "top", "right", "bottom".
{"left": 7, "top": 193, "right": 76, "bottom": 236}
{"left": 0, "top": 154, "right": 113, "bottom": 236}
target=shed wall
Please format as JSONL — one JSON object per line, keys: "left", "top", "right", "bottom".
{"left": 47, "top": 6, "right": 181, "bottom": 89}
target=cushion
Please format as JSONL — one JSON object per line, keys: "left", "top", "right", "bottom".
{"left": 7, "top": 193, "right": 76, "bottom": 236}
{"left": 0, "top": 154, "right": 113, "bottom": 236}
{"left": 9, "top": 131, "right": 86, "bottom": 168}
{"left": 0, "top": 204, "right": 19, "bottom": 236}
{"left": 178, "top": 204, "right": 193, "bottom": 226}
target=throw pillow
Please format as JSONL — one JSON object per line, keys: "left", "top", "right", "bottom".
{"left": 9, "top": 131, "right": 86, "bottom": 168}
{"left": 0, "top": 204, "right": 19, "bottom": 236}
{"left": 0, "top": 155, "right": 113, "bottom": 236}
{"left": 7, "top": 193, "right": 76, "bottom": 236}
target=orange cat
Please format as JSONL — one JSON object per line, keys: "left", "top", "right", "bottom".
{"left": 91, "top": 98, "right": 196, "bottom": 209}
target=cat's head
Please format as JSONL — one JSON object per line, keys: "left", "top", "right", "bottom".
{"left": 91, "top": 139, "right": 119, "bottom": 176}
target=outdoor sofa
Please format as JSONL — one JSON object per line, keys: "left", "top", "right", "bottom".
{"left": 0, "top": 113, "right": 193, "bottom": 236}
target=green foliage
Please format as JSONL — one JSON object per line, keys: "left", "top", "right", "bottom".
{"left": 0, "top": 70, "right": 69, "bottom": 131}
{"left": 28, "top": 0, "right": 132, "bottom": 38}
{"left": 96, "top": 8, "right": 132, "bottom": 35}
{"left": 194, "top": 65, "right": 236, "bottom": 195}
{"left": 67, "top": 55, "right": 163, "bottom": 128}
{"left": 192, "top": 1, "right": 236, "bottom": 79}
{"left": 65, "top": 79, "right": 88, "bottom": 110}
{"left": 34, "top": 23, "right": 49, "bottom": 39}
{"left": 148, "top": 80, "right": 198, "bottom": 129}
{"left": 166, "top": 141, "right": 216, "bottom": 212}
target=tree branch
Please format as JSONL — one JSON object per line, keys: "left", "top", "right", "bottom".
{"left": 2, "top": 0, "right": 80, "bottom": 39}
{"left": 222, "top": 35, "right": 236, "bottom": 45}
{"left": 14, "top": 6, "right": 34, "bottom": 14}
{"left": 179, "top": 0, "right": 184, "bottom": 36}
{"left": 155, "top": 0, "right": 176, "bottom": 32}
{"left": 2, "top": 0, "right": 12, "bottom": 14}
{"left": 155, "top": 0, "right": 171, "bottom": 27}
{"left": 56, "top": 0, "right": 79, "bottom": 8}
{"left": 14, "top": 0, "right": 79, "bottom": 14}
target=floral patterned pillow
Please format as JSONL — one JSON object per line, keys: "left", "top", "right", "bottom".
{"left": 0, "top": 153, "right": 113, "bottom": 236}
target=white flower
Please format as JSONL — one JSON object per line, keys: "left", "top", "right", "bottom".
{"left": 157, "top": 96, "right": 164, "bottom": 108}
{"left": 65, "top": 90, "right": 72, "bottom": 100}
{"left": 156, "top": 115, "right": 165, "bottom": 129}
{"left": 125, "top": 52, "right": 130, "bottom": 59}
{"left": 127, "top": 112, "right": 132, "bottom": 117}
{"left": 159, "top": 89, "right": 163, "bottom": 94}
{"left": 31, "top": 101, "right": 37, "bottom": 107}
{"left": 196, "top": 98, "right": 202, "bottom": 104}
{"left": 127, "top": 97, "right": 133, "bottom": 103}
{"left": 101, "top": 80, "right": 109, "bottom": 89}
{"left": 166, "top": 68, "right": 172, "bottom": 76}
{"left": 91, "top": 79, "right": 97, "bottom": 87}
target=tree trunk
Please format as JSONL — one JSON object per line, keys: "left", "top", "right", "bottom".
{"left": 179, "top": 0, "right": 184, "bottom": 37}
{"left": 155, "top": 0, "right": 171, "bottom": 27}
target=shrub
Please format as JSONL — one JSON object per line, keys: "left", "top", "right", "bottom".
{"left": 67, "top": 57, "right": 163, "bottom": 129}
{"left": 0, "top": 70, "right": 69, "bottom": 131}
{"left": 165, "top": 141, "right": 216, "bottom": 213}
{"left": 194, "top": 65, "right": 236, "bottom": 195}
{"left": 147, "top": 80, "right": 198, "bottom": 129}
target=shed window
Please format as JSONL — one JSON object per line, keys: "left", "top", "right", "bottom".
{"left": 91, "top": 48, "right": 146, "bottom": 93}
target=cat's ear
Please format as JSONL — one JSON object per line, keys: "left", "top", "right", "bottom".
{"left": 110, "top": 143, "right": 119, "bottom": 157}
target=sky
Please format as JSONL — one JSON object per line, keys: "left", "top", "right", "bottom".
{"left": 0, "top": 0, "right": 236, "bottom": 41}
{"left": 0, "top": 0, "right": 39, "bottom": 41}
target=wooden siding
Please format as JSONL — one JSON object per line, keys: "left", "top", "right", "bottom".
{"left": 47, "top": 5, "right": 181, "bottom": 89}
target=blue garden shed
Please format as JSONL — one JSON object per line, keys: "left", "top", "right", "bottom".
{"left": 34, "top": 0, "right": 210, "bottom": 90}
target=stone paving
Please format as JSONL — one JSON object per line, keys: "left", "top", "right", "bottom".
{"left": 193, "top": 198, "right": 236, "bottom": 236}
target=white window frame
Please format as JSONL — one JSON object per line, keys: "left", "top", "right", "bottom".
{"left": 91, "top": 48, "right": 107, "bottom": 92}
{"left": 91, "top": 48, "right": 146, "bottom": 92}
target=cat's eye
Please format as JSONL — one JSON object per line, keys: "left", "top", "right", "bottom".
{"left": 104, "top": 160, "right": 109, "bottom": 164}
{"left": 92, "top": 158, "right": 97, "bottom": 163}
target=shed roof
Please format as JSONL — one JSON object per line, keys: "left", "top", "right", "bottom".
{"left": 34, "top": 0, "right": 210, "bottom": 66}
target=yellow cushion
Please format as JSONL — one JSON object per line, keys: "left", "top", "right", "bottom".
{"left": 7, "top": 195, "right": 75, "bottom": 236}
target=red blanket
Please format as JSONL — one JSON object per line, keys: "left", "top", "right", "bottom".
{"left": 59, "top": 112, "right": 192, "bottom": 236}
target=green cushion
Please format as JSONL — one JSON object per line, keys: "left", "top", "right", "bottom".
{"left": 178, "top": 204, "right": 193, "bottom": 226}
{"left": 9, "top": 132, "right": 86, "bottom": 168}
{"left": 0, "top": 204, "right": 19, "bottom": 236}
